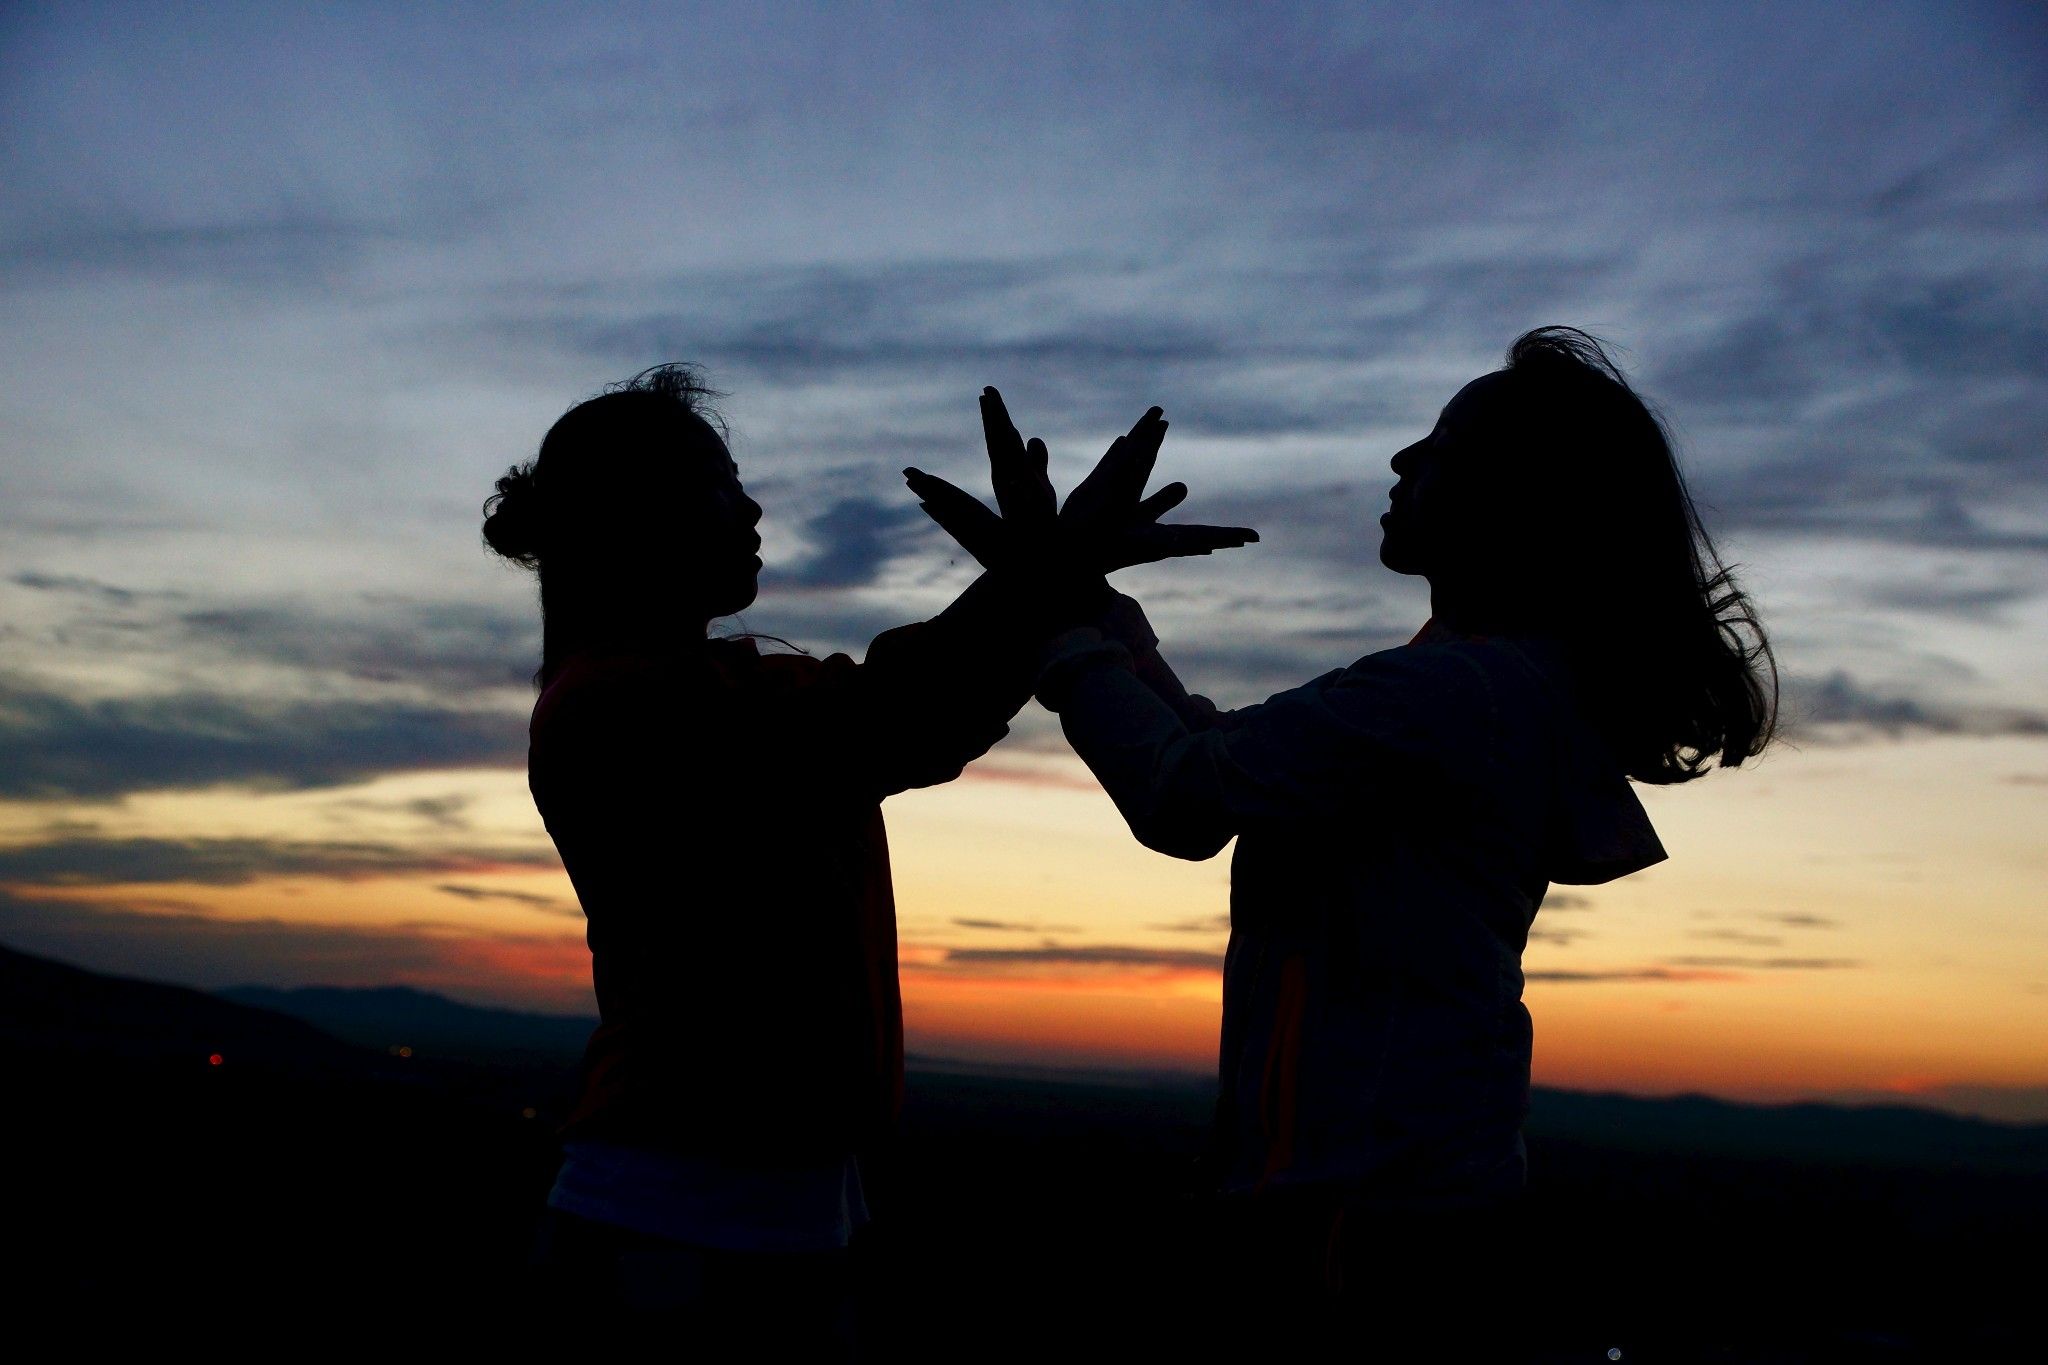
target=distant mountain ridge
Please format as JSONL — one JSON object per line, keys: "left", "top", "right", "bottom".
{"left": 220, "top": 974, "right": 2048, "bottom": 1174}
{"left": 5, "top": 942, "right": 2045, "bottom": 1178}
{"left": 0, "top": 940, "right": 362, "bottom": 1070}
{"left": 219, "top": 983, "right": 598, "bottom": 1067}
{"left": 4, "top": 939, "right": 2040, "bottom": 1352}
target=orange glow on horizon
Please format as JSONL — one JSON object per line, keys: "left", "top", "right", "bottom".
{"left": 903, "top": 970, "right": 1220, "bottom": 1072}
{"left": 6, "top": 730, "right": 2045, "bottom": 1122}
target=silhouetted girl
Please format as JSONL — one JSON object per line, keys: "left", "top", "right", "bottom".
{"left": 485, "top": 367, "right": 1247, "bottom": 1350}
{"left": 918, "top": 329, "right": 1776, "bottom": 1355}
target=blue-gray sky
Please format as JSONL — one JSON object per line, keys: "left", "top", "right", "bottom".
{"left": 1, "top": 2, "right": 2045, "bottom": 1106}
{"left": 6, "top": 1, "right": 2042, "bottom": 732}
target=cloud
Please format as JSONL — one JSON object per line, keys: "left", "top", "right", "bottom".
{"left": 761, "top": 496, "right": 931, "bottom": 590}
{"left": 1861, "top": 578, "right": 2040, "bottom": 622}
{"left": 1525, "top": 967, "right": 1740, "bottom": 984}
{"left": 1709, "top": 476, "right": 2048, "bottom": 555}
{"left": 550, "top": 258, "right": 1237, "bottom": 419}
{"left": 329, "top": 794, "right": 475, "bottom": 831}
{"left": 1660, "top": 956, "right": 1862, "bottom": 971}
{"left": 0, "top": 216, "right": 397, "bottom": 287}
{"left": 1187, "top": 484, "right": 1386, "bottom": 572}
{"left": 175, "top": 598, "right": 540, "bottom": 691}
{"left": 1786, "top": 671, "right": 2048, "bottom": 741}
{"left": 434, "top": 882, "right": 578, "bottom": 916}
{"left": 949, "top": 917, "right": 1084, "bottom": 934}
{"left": 1149, "top": 914, "right": 1231, "bottom": 934}
{"left": 0, "top": 835, "right": 552, "bottom": 887}
{"left": 0, "top": 674, "right": 525, "bottom": 799}
{"left": 944, "top": 944, "right": 1225, "bottom": 971}
{"left": 497, "top": 248, "right": 1536, "bottom": 452}
{"left": 1689, "top": 929, "right": 1786, "bottom": 946}
{"left": 8, "top": 574, "right": 541, "bottom": 699}
{"left": 1650, "top": 229, "right": 2048, "bottom": 565}
{"left": 1692, "top": 908, "right": 1848, "bottom": 940}
{"left": 9, "top": 571, "right": 188, "bottom": 606}
{"left": 1652, "top": 315, "right": 1816, "bottom": 417}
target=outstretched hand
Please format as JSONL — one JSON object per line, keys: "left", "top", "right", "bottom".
{"left": 903, "top": 388, "right": 1258, "bottom": 575}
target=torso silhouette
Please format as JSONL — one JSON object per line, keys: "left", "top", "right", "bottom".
{"left": 1050, "top": 620, "right": 1666, "bottom": 1203}
{"left": 529, "top": 622, "right": 1025, "bottom": 1164}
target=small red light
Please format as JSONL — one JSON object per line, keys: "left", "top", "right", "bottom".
{"left": 208, "top": 1053, "right": 224, "bottom": 1066}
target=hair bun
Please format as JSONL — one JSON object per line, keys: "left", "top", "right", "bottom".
{"left": 482, "top": 462, "right": 545, "bottom": 566}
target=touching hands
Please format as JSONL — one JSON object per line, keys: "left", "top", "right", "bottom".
{"left": 903, "top": 388, "right": 1258, "bottom": 577}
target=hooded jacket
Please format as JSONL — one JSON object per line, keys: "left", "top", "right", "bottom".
{"left": 1042, "top": 617, "right": 1666, "bottom": 1205}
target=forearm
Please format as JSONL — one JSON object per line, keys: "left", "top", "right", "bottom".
{"left": 1039, "top": 636, "right": 1237, "bottom": 860}
{"left": 1129, "top": 645, "right": 1221, "bottom": 732}
{"left": 849, "top": 569, "right": 1109, "bottom": 797}
{"left": 1091, "top": 592, "right": 1219, "bottom": 732}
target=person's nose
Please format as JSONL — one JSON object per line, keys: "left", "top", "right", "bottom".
{"left": 1391, "top": 441, "right": 1421, "bottom": 477}
{"left": 744, "top": 497, "right": 763, "bottom": 527}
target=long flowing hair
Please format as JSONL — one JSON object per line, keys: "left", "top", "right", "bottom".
{"left": 1466, "top": 327, "right": 1776, "bottom": 783}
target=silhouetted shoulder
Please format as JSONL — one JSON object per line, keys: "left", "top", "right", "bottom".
{"left": 705, "top": 636, "right": 818, "bottom": 685}
{"left": 533, "top": 639, "right": 821, "bottom": 725}
{"left": 1289, "top": 638, "right": 1506, "bottom": 766}
{"left": 1327, "top": 632, "right": 1582, "bottom": 745}
{"left": 1340, "top": 633, "right": 1667, "bottom": 884}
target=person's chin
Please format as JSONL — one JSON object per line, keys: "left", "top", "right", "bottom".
{"left": 1378, "top": 536, "right": 1424, "bottom": 576}
{"left": 710, "top": 575, "right": 759, "bottom": 617}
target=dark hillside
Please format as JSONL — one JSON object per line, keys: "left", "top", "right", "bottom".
{"left": 4, "top": 943, "right": 2039, "bottom": 1358}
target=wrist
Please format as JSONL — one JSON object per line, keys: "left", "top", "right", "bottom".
{"left": 1034, "top": 627, "right": 1133, "bottom": 711}
{"left": 1096, "top": 592, "right": 1159, "bottom": 653}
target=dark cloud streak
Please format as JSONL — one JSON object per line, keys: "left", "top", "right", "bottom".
{"left": 0, "top": 835, "right": 554, "bottom": 887}
{"left": 944, "top": 944, "right": 1225, "bottom": 971}
{"left": 760, "top": 497, "right": 931, "bottom": 590}
{"left": 0, "top": 675, "right": 525, "bottom": 800}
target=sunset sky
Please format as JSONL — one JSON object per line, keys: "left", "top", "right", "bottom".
{"left": 3, "top": 2, "right": 2044, "bottom": 1121}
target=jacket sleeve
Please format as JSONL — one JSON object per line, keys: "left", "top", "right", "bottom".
{"left": 777, "top": 571, "right": 1059, "bottom": 802}
{"left": 1043, "top": 639, "right": 1487, "bottom": 861}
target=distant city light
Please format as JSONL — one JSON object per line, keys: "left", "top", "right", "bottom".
{"left": 521, "top": 1107, "right": 538, "bottom": 1120}
{"left": 387, "top": 1044, "right": 413, "bottom": 1057}
{"left": 208, "top": 1053, "right": 223, "bottom": 1066}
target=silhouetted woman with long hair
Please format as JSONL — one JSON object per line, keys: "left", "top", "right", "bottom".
{"left": 915, "top": 328, "right": 1776, "bottom": 1358}
{"left": 484, "top": 366, "right": 1249, "bottom": 1351}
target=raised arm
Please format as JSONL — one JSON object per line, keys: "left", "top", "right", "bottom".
{"left": 1036, "top": 635, "right": 1476, "bottom": 861}
{"left": 761, "top": 385, "right": 1212, "bottom": 802}
{"left": 1088, "top": 591, "right": 1229, "bottom": 733}
{"left": 817, "top": 567, "right": 1097, "bottom": 800}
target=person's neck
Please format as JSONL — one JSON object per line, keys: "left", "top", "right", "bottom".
{"left": 1428, "top": 581, "right": 1514, "bottom": 637}
{"left": 569, "top": 612, "right": 714, "bottom": 661}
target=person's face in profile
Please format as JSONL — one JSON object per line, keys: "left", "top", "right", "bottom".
{"left": 1379, "top": 373, "right": 1505, "bottom": 579}
{"left": 675, "top": 415, "right": 764, "bottom": 619}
